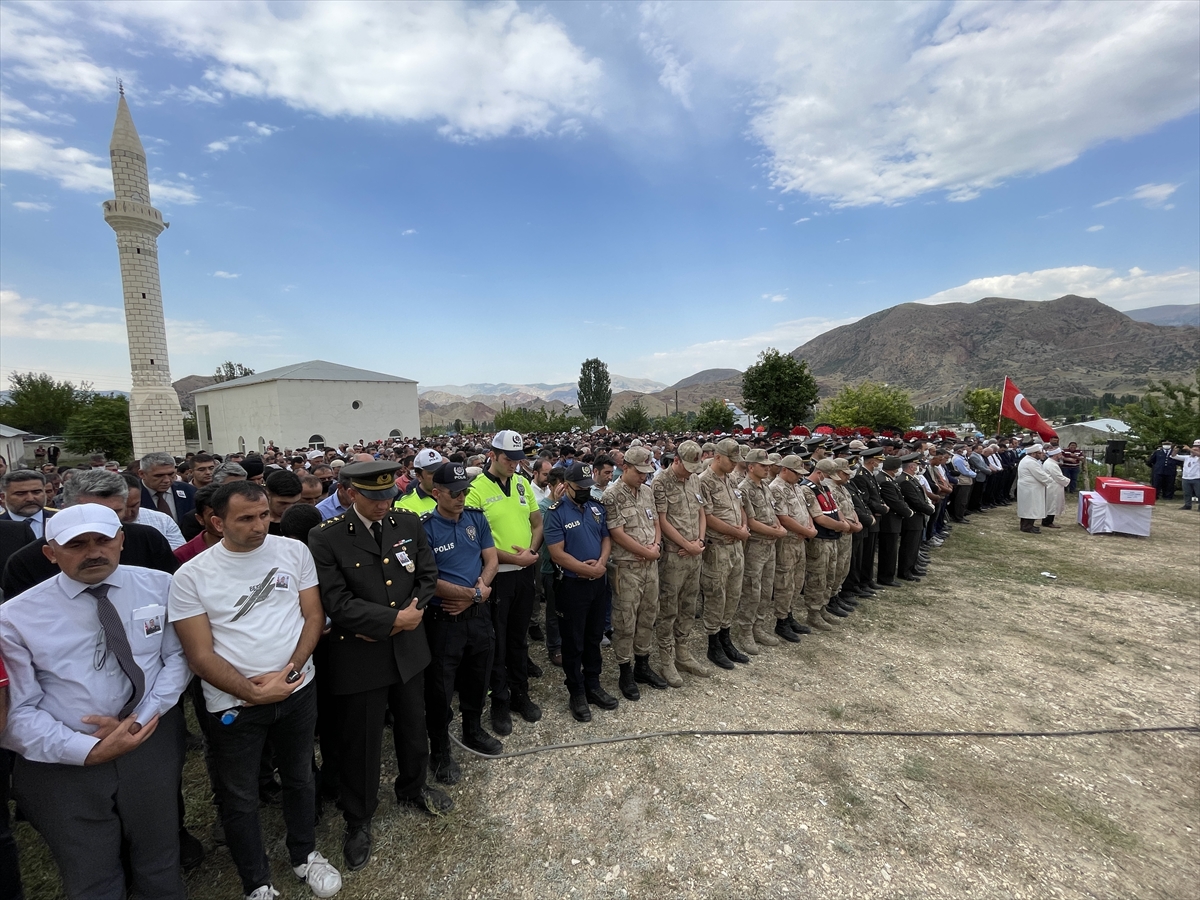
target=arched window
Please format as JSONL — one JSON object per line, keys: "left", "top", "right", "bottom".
{"left": 237, "top": 436, "right": 246, "bottom": 454}
{"left": 258, "top": 437, "right": 266, "bottom": 453}
{"left": 308, "top": 434, "right": 325, "bottom": 450}
{"left": 389, "top": 429, "right": 402, "bottom": 438}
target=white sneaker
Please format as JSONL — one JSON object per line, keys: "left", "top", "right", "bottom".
{"left": 245, "top": 887, "right": 280, "bottom": 900}
{"left": 294, "top": 850, "right": 343, "bottom": 898}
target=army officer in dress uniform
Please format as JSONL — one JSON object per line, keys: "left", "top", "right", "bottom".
{"left": 307, "top": 462, "right": 450, "bottom": 874}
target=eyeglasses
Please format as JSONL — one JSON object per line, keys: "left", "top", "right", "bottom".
{"left": 449, "top": 489, "right": 467, "bottom": 499}
{"left": 93, "top": 628, "right": 108, "bottom": 671}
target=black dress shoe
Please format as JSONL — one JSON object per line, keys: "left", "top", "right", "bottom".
{"left": 877, "top": 579, "right": 902, "bottom": 587}
{"left": 867, "top": 581, "right": 883, "bottom": 591}
{"left": 528, "top": 623, "right": 544, "bottom": 642}
{"left": 526, "top": 658, "right": 543, "bottom": 678}
{"left": 585, "top": 686, "right": 619, "bottom": 710}
{"left": 396, "top": 784, "right": 453, "bottom": 817}
{"left": 837, "top": 593, "right": 859, "bottom": 607}
{"left": 179, "top": 828, "right": 205, "bottom": 872}
{"left": 343, "top": 826, "right": 372, "bottom": 871}
{"left": 570, "top": 694, "right": 592, "bottom": 722}
{"left": 826, "top": 603, "right": 851, "bottom": 618}
{"left": 429, "top": 749, "right": 462, "bottom": 785}
{"left": 550, "top": 649, "right": 563, "bottom": 667}
{"left": 899, "top": 574, "right": 921, "bottom": 582}
{"left": 912, "top": 567, "right": 928, "bottom": 576}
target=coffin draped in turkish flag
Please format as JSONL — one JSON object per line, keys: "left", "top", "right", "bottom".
{"left": 1000, "top": 377, "right": 1057, "bottom": 441}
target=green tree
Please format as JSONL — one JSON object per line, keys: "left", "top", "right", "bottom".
{"left": 962, "top": 387, "right": 1012, "bottom": 434}
{"left": 741, "top": 349, "right": 819, "bottom": 429}
{"left": 609, "top": 398, "right": 652, "bottom": 433}
{"left": 821, "top": 381, "right": 916, "bottom": 430}
{"left": 1119, "top": 371, "right": 1200, "bottom": 462}
{"left": 213, "top": 361, "right": 255, "bottom": 383}
{"left": 577, "top": 358, "right": 612, "bottom": 425}
{"left": 654, "top": 413, "right": 688, "bottom": 433}
{"left": 453, "top": 418, "right": 464, "bottom": 434}
{"left": 0, "top": 371, "right": 88, "bottom": 435}
{"left": 182, "top": 412, "right": 199, "bottom": 440}
{"left": 493, "top": 403, "right": 586, "bottom": 434}
{"left": 64, "top": 396, "right": 133, "bottom": 463}
{"left": 694, "top": 398, "right": 736, "bottom": 433}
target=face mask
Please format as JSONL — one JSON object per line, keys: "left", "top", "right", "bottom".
{"left": 573, "top": 486, "right": 590, "bottom": 505}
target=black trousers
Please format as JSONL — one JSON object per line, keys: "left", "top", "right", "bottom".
{"left": 952, "top": 484, "right": 971, "bottom": 520}
{"left": 857, "top": 528, "right": 878, "bottom": 587}
{"left": 13, "top": 703, "right": 186, "bottom": 900}
{"left": 877, "top": 531, "right": 901, "bottom": 583}
{"left": 968, "top": 480, "right": 985, "bottom": 511}
{"left": 848, "top": 528, "right": 866, "bottom": 589}
{"left": 488, "top": 566, "right": 536, "bottom": 702}
{"left": 0, "top": 748, "right": 19, "bottom": 900}
{"left": 206, "top": 686, "right": 317, "bottom": 895}
{"left": 312, "top": 635, "right": 343, "bottom": 798}
{"left": 899, "top": 527, "right": 924, "bottom": 577}
{"left": 338, "top": 672, "right": 428, "bottom": 827}
{"left": 556, "top": 575, "right": 608, "bottom": 697}
{"left": 424, "top": 605, "right": 495, "bottom": 753}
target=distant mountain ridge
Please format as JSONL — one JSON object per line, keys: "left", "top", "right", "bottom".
{"left": 1125, "top": 304, "right": 1200, "bottom": 327}
{"left": 790, "top": 294, "right": 1199, "bottom": 404}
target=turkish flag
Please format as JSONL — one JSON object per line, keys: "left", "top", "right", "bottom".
{"left": 1000, "top": 377, "right": 1057, "bottom": 441}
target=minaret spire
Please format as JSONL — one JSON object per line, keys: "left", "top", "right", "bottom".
{"left": 102, "top": 91, "right": 185, "bottom": 459}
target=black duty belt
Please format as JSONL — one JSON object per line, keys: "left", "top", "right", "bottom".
{"left": 425, "top": 603, "right": 485, "bottom": 622}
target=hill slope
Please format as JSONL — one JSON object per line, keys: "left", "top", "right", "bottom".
{"left": 1125, "top": 304, "right": 1200, "bottom": 327}
{"left": 790, "top": 295, "right": 1199, "bottom": 404}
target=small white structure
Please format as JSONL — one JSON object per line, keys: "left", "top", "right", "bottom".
{"left": 0, "top": 424, "right": 29, "bottom": 468}
{"left": 1056, "top": 418, "right": 1131, "bottom": 451}
{"left": 191, "top": 361, "right": 419, "bottom": 454}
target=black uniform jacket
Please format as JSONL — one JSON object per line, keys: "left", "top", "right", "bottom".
{"left": 844, "top": 479, "right": 875, "bottom": 530}
{"left": 898, "top": 472, "right": 936, "bottom": 527}
{"left": 874, "top": 471, "right": 912, "bottom": 534}
{"left": 851, "top": 470, "right": 888, "bottom": 532}
{"left": 308, "top": 508, "right": 436, "bottom": 695}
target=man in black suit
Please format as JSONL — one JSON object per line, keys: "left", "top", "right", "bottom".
{"left": 874, "top": 457, "right": 912, "bottom": 587}
{"left": 897, "top": 455, "right": 936, "bottom": 581}
{"left": 2, "top": 469, "right": 177, "bottom": 599}
{"left": 139, "top": 452, "right": 195, "bottom": 524}
{"left": 851, "top": 448, "right": 888, "bottom": 592}
{"left": 0, "top": 469, "right": 56, "bottom": 540}
{"left": 307, "top": 462, "right": 450, "bottom": 873}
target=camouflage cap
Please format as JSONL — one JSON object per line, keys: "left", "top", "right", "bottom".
{"left": 779, "top": 454, "right": 807, "bottom": 473}
{"left": 676, "top": 440, "right": 703, "bottom": 474}
{"left": 832, "top": 458, "right": 852, "bottom": 472}
{"left": 767, "top": 452, "right": 783, "bottom": 465}
{"left": 625, "top": 445, "right": 655, "bottom": 474}
{"left": 715, "top": 438, "right": 743, "bottom": 459}
{"left": 700, "top": 442, "right": 717, "bottom": 454}
{"left": 744, "top": 448, "right": 770, "bottom": 465}
{"left": 815, "top": 458, "right": 839, "bottom": 474}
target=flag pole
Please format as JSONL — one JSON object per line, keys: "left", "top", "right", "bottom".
{"left": 997, "top": 377, "right": 1005, "bottom": 436}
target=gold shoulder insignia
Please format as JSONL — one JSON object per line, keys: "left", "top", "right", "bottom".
{"left": 548, "top": 501, "right": 561, "bottom": 510}
{"left": 394, "top": 507, "right": 418, "bottom": 517}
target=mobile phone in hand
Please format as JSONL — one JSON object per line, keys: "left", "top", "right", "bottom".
{"left": 285, "top": 669, "right": 302, "bottom": 684}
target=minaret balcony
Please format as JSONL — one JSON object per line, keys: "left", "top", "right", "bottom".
{"left": 103, "top": 199, "right": 167, "bottom": 236}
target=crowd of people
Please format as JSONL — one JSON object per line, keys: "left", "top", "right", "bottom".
{"left": 0, "top": 425, "right": 1195, "bottom": 900}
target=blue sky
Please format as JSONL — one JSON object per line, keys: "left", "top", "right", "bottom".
{"left": 2, "top": 0, "right": 1197, "bottom": 393}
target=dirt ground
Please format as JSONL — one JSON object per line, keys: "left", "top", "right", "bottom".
{"left": 15, "top": 495, "right": 1200, "bottom": 899}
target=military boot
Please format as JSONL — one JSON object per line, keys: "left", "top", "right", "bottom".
{"left": 736, "top": 625, "right": 760, "bottom": 655}
{"left": 753, "top": 624, "right": 780, "bottom": 647}
{"left": 658, "top": 656, "right": 684, "bottom": 688}
{"left": 677, "top": 646, "right": 713, "bottom": 677}
{"left": 820, "top": 608, "right": 841, "bottom": 626}
{"left": 785, "top": 612, "right": 811, "bottom": 635}
{"left": 774, "top": 618, "right": 802, "bottom": 643}
{"left": 719, "top": 628, "right": 750, "bottom": 664}
{"left": 634, "top": 655, "right": 669, "bottom": 690}
{"left": 618, "top": 662, "right": 640, "bottom": 701}
{"left": 706, "top": 634, "right": 735, "bottom": 670}
{"left": 490, "top": 698, "right": 512, "bottom": 737}
{"left": 806, "top": 609, "right": 832, "bottom": 631}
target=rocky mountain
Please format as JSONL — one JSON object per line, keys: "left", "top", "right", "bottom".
{"left": 173, "top": 374, "right": 216, "bottom": 413}
{"left": 1125, "top": 304, "right": 1200, "bottom": 327}
{"left": 790, "top": 294, "right": 1199, "bottom": 404}
{"left": 672, "top": 368, "right": 741, "bottom": 389}
{"left": 420, "top": 375, "right": 668, "bottom": 405}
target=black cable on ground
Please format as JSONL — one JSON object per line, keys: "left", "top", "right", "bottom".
{"left": 449, "top": 724, "right": 1200, "bottom": 761}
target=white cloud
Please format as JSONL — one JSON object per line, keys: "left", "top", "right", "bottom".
{"left": 641, "top": 1, "right": 1200, "bottom": 206}
{"left": 401, "top": 229, "right": 417, "bottom": 236}
{"left": 0, "top": 126, "right": 199, "bottom": 203}
{"left": 0, "top": 4, "right": 118, "bottom": 99}
{"left": 160, "top": 84, "right": 224, "bottom": 104}
{"left": 12, "top": 201, "right": 52, "bottom": 211}
{"left": 1130, "top": 182, "right": 1179, "bottom": 208}
{"left": 207, "top": 120, "right": 283, "bottom": 154}
{"left": 913, "top": 265, "right": 1200, "bottom": 312}
{"left": 1086, "top": 225, "right": 1104, "bottom": 232}
{"left": 636, "top": 314, "right": 858, "bottom": 379}
{"left": 245, "top": 121, "right": 280, "bottom": 137}
{"left": 793, "top": 217, "right": 810, "bottom": 224}
{"left": 212, "top": 271, "right": 239, "bottom": 279}
{"left": 206, "top": 138, "right": 235, "bottom": 153}
{"left": 762, "top": 293, "right": 786, "bottom": 303}
{"left": 0, "top": 92, "right": 74, "bottom": 126}
{"left": 121, "top": 0, "right": 601, "bottom": 140}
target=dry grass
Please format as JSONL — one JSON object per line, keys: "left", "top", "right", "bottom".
{"left": 14, "top": 497, "right": 1200, "bottom": 899}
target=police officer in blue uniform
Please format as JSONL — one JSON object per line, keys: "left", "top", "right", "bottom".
{"left": 420, "top": 462, "right": 502, "bottom": 786}
{"left": 543, "top": 462, "right": 619, "bottom": 723}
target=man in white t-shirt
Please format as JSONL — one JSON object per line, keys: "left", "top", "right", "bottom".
{"left": 169, "top": 481, "right": 342, "bottom": 900}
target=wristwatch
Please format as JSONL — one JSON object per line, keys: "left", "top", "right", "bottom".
{"left": 473, "top": 587, "right": 483, "bottom": 603}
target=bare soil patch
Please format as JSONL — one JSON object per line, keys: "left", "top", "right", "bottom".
{"left": 16, "top": 498, "right": 1200, "bottom": 898}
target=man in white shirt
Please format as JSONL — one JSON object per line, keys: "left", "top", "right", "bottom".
{"left": 1173, "top": 439, "right": 1200, "bottom": 510}
{"left": 0, "top": 504, "right": 191, "bottom": 899}
{"left": 0, "top": 470, "right": 54, "bottom": 540}
{"left": 169, "top": 480, "right": 341, "bottom": 900}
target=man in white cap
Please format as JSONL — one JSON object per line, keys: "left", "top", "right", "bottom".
{"left": 394, "top": 448, "right": 445, "bottom": 516}
{"left": 1016, "top": 444, "right": 1054, "bottom": 533}
{"left": 465, "top": 430, "right": 544, "bottom": 736}
{"left": 1041, "top": 447, "right": 1070, "bottom": 529}
{"left": 0, "top": 504, "right": 191, "bottom": 899}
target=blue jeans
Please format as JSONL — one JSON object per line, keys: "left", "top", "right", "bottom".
{"left": 1061, "top": 465, "right": 1080, "bottom": 493}
{"left": 1182, "top": 479, "right": 1199, "bottom": 508}
{"left": 206, "top": 684, "right": 318, "bottom": 895}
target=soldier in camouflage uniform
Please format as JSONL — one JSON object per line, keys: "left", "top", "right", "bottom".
{"left": 769, "top": 454, "right": 817, "bottom": 642}
{"left": 602, "top": 445, "right": 666, "bottom": 701}
{"left": 652, "top": 440, "right": 710, "bottom": 686}
{"left": 699, "top": 438, "right": 751, "bottom": 669}
{"left": 798, "top": 458, "right": 851, "bottom": 630}
{"left": 828, "top": 459, "right": 863, "bottom": 615}
{"left": 734, "top": 449, "right": 787, "bottom": 654}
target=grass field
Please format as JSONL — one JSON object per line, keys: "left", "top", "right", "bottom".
{"left": 14, "top": 495, "right": 1200, "bottom": 899}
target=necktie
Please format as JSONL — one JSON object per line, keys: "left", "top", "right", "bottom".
{"left": 370, "top": 521, "right": 383, "bottom": 548}
{"left": 156, "top": 491, "right": 171, "bottom": 518}
{"left": 86, "top": 584, "right": 145, "bottom": 719}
